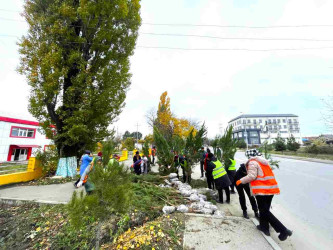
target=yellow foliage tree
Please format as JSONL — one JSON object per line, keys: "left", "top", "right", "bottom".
{"left": 156, "top": 91, "right": 196, "bottom": 138}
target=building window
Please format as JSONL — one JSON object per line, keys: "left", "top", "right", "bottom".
{"left": 10, "top": 126, "right": 36, "bottom": 138}
{"left": 268, "top": 119, "right": 271, "bottom": 124}
{"left": 284, "top": 125, "right": 287, "bottom": 129}
{"left": 253, "top": 119, "right": 257, "bottom": 124}
{"left": 288, "top": 119, "right": 292, "bottom": 123}
{"left": 277, "top": 119, "right": 280, "bottom": 123}
{"left": 243, "top": 120, "right": 246, "bottom": 124}
{"left": 259, "top": 119, "right": 262, "bottom": 123}
{"left": 283, "top": 119, "right": 286, "bottom": 123}
{"left": 273, "top": 119, "right": 276, "bottom": 124}
{"left": 247, "top": 119, "right": 251, "bottom": 124}
{"left": 250, "top": 131, "right": 258, "bottom": 137}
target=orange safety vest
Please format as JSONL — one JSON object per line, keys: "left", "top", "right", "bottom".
{"left": 248, "top": 159, "right": 280, "bottom": 196}
{"left": 152, "top": 148, "right": 156, "bottom": 156}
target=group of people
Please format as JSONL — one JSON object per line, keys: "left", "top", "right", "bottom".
{"left": 75, "top": 145, "right": 292, "bottom": 242}
{"left": 132, "top": 146, "right": 156, "bottom": 175}
{"left": 201, "top": 147, "right": 292, "bottom": 241}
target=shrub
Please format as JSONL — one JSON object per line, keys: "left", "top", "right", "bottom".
{"left": 287, "top": 135, "right": 300, "bottom": 151}
{"left": 122, "top": 137, "right": 135, "bottom": 151}
{"left": 35, "top": 145, "right": 59, "bottom": 176}
{"left": 237, "top": 139, "right": 247, "bottom": 149}
{"left": 274, "top": 135, "right": 286, "bottom": 151}
{"left": 305, "top": 145, "right": 333, "bottom": 154}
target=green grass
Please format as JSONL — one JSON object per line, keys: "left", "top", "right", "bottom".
{"left": 0, "top": 164, "right": 27, "bottom": 175}
{"left": 0, "top": 172, "right": 187, "bottom": 249}
{"left": 271, "top": 151, "right": 333, "bottom": 161}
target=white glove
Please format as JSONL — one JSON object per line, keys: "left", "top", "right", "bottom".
{"left": 76, "top": 180, "right": 83, "bottom": 187}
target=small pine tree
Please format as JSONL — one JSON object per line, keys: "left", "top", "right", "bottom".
{"left": 183, "top": 124, "right": 207, "bottom": 183}
{"left": 274, "top": 135, "right": 287, "bottom": 151}
{"left": 67, "top": 139, "right": 132, "bottom": 229}
{"left": 219, "top": 126, "right": 238, "bottom": 169}
{"left": 260, "top": 141, "right": 279, "bottom": 169}
{"left": 153, "top": 126, "right": 175, "bottom": 174}
{"left": 287, "top": 135, "right": 300, "bottom": 151}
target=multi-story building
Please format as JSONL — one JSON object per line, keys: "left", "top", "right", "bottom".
{"left": 228, "top": 114, "right": 302, "bottom": 146}
{"left": 0, "top": 116, "right": 52, "bottom": 162}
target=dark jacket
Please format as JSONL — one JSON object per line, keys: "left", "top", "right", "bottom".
{"left": 133, "top": 155, "right": 141, "bottom": 163}
{"left": 234, "top": 163, "right": 247, "bottom": 182}
{"left": 207, "top": 157, "right": 231, "bottom": 189}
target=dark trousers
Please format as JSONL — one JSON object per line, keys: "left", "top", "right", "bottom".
{"left": 218, "top": 188, "right": 230, "bottom": 202}
{"left": 236, "top": 184, "right": 258, "bottom": 212}
{"left": 230, "top": 182, "right": 235, "bottom": 192}
{"left": 200, "top": 161, "right": 204, "bottom": 177}
{"left": 256, "top": 195, "right": 287, "bottom": 233}
{"left": 206, "top": 173, "right": 215, "bottom": 189}
{"left": 152, "top": 155, "right": 155, "bottom": 165}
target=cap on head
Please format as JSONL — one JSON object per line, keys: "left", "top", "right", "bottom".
{"left": 85, "top": 150, "right": 91, "bottom": 155}
{"left": 245, "top": 149, "right": 261, "bottom": 158}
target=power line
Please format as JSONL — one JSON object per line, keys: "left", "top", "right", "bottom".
{"left": 2, "top": 33, "right": 333, "bottom": 43}
{"left": 142, "top": 23, "right": 333, "bottom": 29}
{"left": 136, "top": 45, "right": 333, "bottom": 52}
{"left": 140, "top": 32, "right": 333, "bottom": 42}
{"left": 2, "top": 34, "right": 333, "bottom": 51}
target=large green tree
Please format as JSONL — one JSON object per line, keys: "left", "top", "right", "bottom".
{"left": 18, "top": 0, "right": 141, "bottom": 157}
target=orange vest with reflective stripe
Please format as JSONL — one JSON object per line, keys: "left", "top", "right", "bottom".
{"left": 249, "top": 159, "right": 280, "bottom": 196}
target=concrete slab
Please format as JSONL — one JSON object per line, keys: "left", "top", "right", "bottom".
{"left": 183, "top": 214, "right": 273, "bottom": 250}
{"left": 0, "top": 182, "right": 81, "bottom": 204}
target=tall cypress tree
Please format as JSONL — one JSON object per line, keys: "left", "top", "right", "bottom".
{"left": 18, "top": 0, "right": 141, "bottom": 157}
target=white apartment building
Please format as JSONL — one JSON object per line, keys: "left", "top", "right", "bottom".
{"left": 0, "top": 116, "right": 52, "bottom": 162}
{"left": 228, "top": 114, "right": 302, "bottom": 145}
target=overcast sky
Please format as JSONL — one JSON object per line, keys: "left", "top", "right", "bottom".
{"left": 1, "top": 0, "right": 332, "bottom": 138}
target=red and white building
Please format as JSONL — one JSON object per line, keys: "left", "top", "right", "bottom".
{"left": 0, "top": 116, "right": 52, "bottom": 162}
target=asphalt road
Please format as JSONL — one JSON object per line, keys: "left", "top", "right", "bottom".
{"left": 234, "top": 151, "right": 333, "bottom": 249}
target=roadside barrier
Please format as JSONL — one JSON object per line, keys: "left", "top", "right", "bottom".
{"left": 0, "top": 157, "right": 42, "bottom": 186}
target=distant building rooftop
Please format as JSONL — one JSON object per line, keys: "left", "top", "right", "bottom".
{"left": 228, "top": 114, "right": 298, "bottom": 123}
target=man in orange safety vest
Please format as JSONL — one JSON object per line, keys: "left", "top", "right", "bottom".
{"left": 236, "top": 149, "right": 292, "bottom": 241}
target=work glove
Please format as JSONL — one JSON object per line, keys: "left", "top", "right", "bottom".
{"left": 236, "top": 180, "right": 242, "bottom": 186}
{"left": 76, "top": 180, "right": 83, "bottom": 187}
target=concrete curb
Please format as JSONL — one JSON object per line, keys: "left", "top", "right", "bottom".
{"left": 0, "top": 197, "right": 67, "bottom": 205}
{"left": 271, "top": 154, "right": 333, "bottom": 164}
{"left": 251, "top": 218, "right": 281, "bottom": 250}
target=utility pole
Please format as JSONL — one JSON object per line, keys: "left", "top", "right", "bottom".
{"left": 135, "top": 122, "right": 140, "bottom": 144}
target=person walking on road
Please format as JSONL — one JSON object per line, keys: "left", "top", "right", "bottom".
{"left": 207, "top": 153, "right": 231, "bottom": 204}
{"left": 236, "top": 149, "right": 292, "bottom": 241}
{"left": 235, "top": 163, "right": 259, "bottom": 219}
{"left": 226, "top": 158, "right": 237, "bottom": 194}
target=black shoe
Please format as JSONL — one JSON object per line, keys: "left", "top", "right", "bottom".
{"left": 230, "top": 190, "right": 236, "bottom": 194}
{"left": 254, "top": 212, "right": 260, "bottom": 219}
{"left": 257, "top": 225, "right": 270, "bottom": 236}
{"left": 243, "top": 211, "right": 249, "bottom": 219}
{"left": 216, "top": 199, "right": 223, "bottom": 204}
{"left": 279, "top": 229, "right": 292, "bottom": 241}
{"left": 226, "top": 200, "right": 230, "bottom": 204}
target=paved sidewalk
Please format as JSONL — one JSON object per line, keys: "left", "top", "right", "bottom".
{"left": 183, "top": 214, "right": 276, "bottom": 250}
{"left": 0, "top": 182, "right": 82, "bottom": 204}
